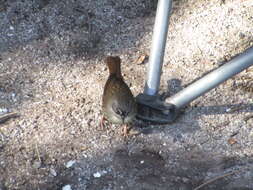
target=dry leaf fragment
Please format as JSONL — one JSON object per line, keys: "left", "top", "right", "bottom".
{"left": 228, "top": 138, "right": 237, "bottom": 145}
{"left": 136, "top": 54, "right": 148, "bottom": 65}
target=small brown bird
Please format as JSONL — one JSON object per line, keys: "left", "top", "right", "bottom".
{"left": 101, "top": 56, "right": 137, "bottom": 135}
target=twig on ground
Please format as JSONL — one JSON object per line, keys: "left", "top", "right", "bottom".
{"left": 193, "top": 169, "right": 244, "bottom": 190}
{"left": 244, "top": 114, "right": 253, "bottom": 122}
{"left": 35, "top": 142, "right": 41, "bottom": 163}
{"left": 0, "top": 112, "right": 19, "bottom": 124}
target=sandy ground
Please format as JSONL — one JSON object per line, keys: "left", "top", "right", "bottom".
{"left": 0, "top": 0, "right": 253, "bottom": 189}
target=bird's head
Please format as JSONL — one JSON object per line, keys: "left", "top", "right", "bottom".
{"left": 105, "top": 56, "right": 122, "bottom": 78}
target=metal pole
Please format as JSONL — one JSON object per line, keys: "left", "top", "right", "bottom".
{"left": 168, "top": 47, "right": 253, "bottom": 109}
{"left": 144, "top": 0, "right": 172, "bottom": 96}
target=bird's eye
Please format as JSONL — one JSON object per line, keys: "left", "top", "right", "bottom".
{"left": 116, "top": 109, "right": 122, "bottom": 115}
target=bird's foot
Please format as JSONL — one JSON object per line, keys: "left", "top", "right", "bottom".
{"left": 100, "top": 116, "right": 106, "bottom": 130}
{"left": 121, "top": 125, "right": 130, "bottom": 137}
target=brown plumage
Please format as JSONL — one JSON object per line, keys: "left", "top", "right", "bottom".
{"left": 101, "top": 56, "right": 137, "bottom": 134}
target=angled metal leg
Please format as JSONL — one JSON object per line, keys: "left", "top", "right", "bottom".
{"left": 144, "top": 0, "right": 172, "bottom": 96}
{"left": 136, "top": 0, "right": 178, "bottom": 123}
{"left": 168, "top": 47, "right": 253, "bottom": 109}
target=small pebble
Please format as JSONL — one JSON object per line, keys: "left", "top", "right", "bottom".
{"left": 65, "top": 160, "right": 76, "bottom": 168}
{"left": 226, "top": 108, "right": 231, "bottom": 112}
{"left": 32, "top": 161, "right": 41, "bottom": 169}
{"left": 239, "top": 32, "right": 246, "bottom": 39}
{"left": 182, "top": 177, "right": 189, "bottom": 183}
{"left": 62, "top": 184, "right": 72, "bottom": 190}
{"left": 0, "top": 108, "right": 8, "bottom": 114}
{"left": 11, "top": 93, "right": 17, "bottom": 102}
{"left": 93, "top": 172, "right": 101, "bottom": 178}
{"left": 50, "top": 168, "right": 57, "bottom": 176}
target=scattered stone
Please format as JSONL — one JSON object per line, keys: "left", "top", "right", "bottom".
{"left": 33, "top": 161, "right": 42, "bottom": 169}
{"left": 182, "top": 177, "right": 190, "bottom": 183}
{"left": 50, "top": 168, "right": 57, "bottom": 177}
{"left": 65, "top": 160, "right": 76, "bottom": 168}
{"left": 93, "top": 172, "right": 101, "bottom": 178}
{"left": 93, "top": 170, "right": 108, "bottom": 178}
{"left": 0, "top": 108, "right": 8, "bottom": 114}
{"left": 62, "top": 184, "right": 72, "bottom": 190}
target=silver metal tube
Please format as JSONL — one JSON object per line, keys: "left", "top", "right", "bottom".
{"left": 168, "top": 47, "right": 253, "bottom": 109}
{"left": 144, "top": 0, "right": 172, "bottom": 96}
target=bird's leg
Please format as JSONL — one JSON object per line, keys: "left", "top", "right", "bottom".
{"left": 121, "top": 124, "right": 129, "bottom": 137}
{"left": 100, "top": 116, "right": 106, "bottom": 130}
{"left": 100, "top": 116, "right": 112, "bottom": 130}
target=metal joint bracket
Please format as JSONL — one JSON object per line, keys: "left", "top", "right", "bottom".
{"left": 136, "top": 93, "right": 179, "bottom": 124}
